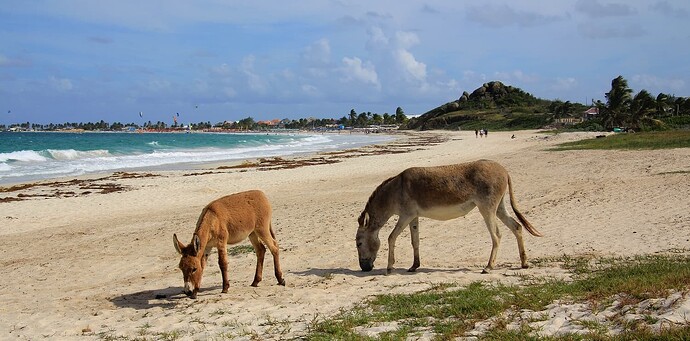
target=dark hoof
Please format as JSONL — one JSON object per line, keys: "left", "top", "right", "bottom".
{"left": 278, "top": 279, "right": 286, "bottom": 286}
{"left": 407, "top": 267, "right": 418, "bottom": 272}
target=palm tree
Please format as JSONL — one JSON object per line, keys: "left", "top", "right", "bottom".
{"left": 629, "top": 90, "right": 655, "bottom": 129}
{"left": 602, "top": 76, "right": 633, "bottom": 129}
{"left": 349, "top": 109, "right": 357, "bottom": 127}
{"left": 654, "top": 93, "right": 669, "bottom": 118}
{"left": 395, "top": 107, "right": 406, "bottom": 124}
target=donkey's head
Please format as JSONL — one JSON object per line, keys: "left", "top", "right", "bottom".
{"left": 173, "top": 233, "right": 206, "bottom": 299}
{"left": 356, "top": 211, "right": 381, "bottom": 271}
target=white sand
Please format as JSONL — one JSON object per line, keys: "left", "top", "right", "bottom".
{"left": 1, "top": 130, "right": 689, "bottom": 339}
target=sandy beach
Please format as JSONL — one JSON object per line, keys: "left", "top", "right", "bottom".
{"left": 1, "top": 130, "right": 689, "bottom": 340}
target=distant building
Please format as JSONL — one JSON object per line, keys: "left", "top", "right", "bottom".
{"left": 583, "top": 107, "right": 599, "bottom": 120}
{"left": 554, "top": 115, "right": 583, "bottom": 125}
{"left": 257, "top": 119, "right": 282, "bottom": 127}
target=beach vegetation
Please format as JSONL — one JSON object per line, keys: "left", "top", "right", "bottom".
{"left": 227, "top": 244, "right": 256, "bottom": 256}
{"left": 551, "top": 130, "right": 690, "bottom": 150}
{"left": 404, "top": 76, "right": 690, "bottom": 132}
{"left": 305, "top": 253, "right": 690, "bottom": 340}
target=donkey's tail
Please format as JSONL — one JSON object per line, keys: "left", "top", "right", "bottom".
{"left": 508, "top": 175, "right": 543, "bottom": 237}
{"left": 269, "top": 222, "right": 278, "bottom": 241}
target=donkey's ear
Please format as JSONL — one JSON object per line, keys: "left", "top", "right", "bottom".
{"left": 363, "top": 212, "right": 370, "bottom": 229}
{"left": 192, "top": 234, "right": 201, "bottom": 255}
{"left": 173, "top": 233, "right": 184, "bottom": 254}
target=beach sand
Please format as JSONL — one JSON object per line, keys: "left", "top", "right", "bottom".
{"left": 1, "top": 130, "right": 689, "bottom": 339}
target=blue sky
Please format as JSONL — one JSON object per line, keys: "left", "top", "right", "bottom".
{"left": 1, "top": 1, "right": 689, "bottom": 125}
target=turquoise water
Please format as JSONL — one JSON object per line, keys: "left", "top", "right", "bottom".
{"left": 0, "top": 131, "right": 392, "bottom": 184}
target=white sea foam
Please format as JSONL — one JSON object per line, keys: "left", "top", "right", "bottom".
{"left": 0, "top": 133, "right": 393, "bottom": 184}
{"left": 0, "top": 150, "right": 49, "bottom": 163}
{"left": 47, "top": 149, "right": 111, "bottom": 160}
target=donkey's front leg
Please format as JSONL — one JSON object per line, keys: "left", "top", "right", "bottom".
{"left": 408, "top": 217, "right": 420, "bottom": 272}
{"left": 387, "top": 216, "right": 414, "bottom": 275}
{"left": 217, "top": 245, "right": 230, "bottom": 293}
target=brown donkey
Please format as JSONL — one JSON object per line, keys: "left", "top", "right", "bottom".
{"left": 356, "top": 160, "right": 543, "bottom": 274}
{"left": 173, "top": 190, "right": 285, "bottom": 299}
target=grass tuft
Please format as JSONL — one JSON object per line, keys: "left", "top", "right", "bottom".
{"left": 551, "top": 130, "right": 690, "bottom": 151}
{"left": 227, "top": 244, "right": 255, "bottom": 256}
{"left": 305, "top": 254, "right": 690, "bottom": 340}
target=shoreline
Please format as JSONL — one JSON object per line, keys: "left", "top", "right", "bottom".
{"left": 0, "top": 130, "right": 399, "bottom": 187}
{"left": 2, "top": 129, "right": 689, "bottom": 339}
{"left": 0, "top": 131, "right": 430, "bottom": 202}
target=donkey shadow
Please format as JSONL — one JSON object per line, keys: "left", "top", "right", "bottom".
{"left": 109, "top": 285, "right": 221, "bottom": 310}
{"left": 290, "top": 266, "right": 473, "bottom": 278}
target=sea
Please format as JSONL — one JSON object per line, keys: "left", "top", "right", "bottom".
{"left": 0, "top": 131, "right": 393, "bottom": 185}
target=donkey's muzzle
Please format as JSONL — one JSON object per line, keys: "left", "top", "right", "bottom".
{"left": 359, "top": 258, "right": 374, "bottom": 272}
{"left": 183, "top": 289, "right": 198, "bottom": 299}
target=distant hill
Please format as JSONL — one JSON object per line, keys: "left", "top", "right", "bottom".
{"left": 405, "top": 81, "right": 554, "bottom": 131}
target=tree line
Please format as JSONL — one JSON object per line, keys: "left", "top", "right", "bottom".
{"left": 549, "top": 76, "right": 690, "bottom": 131}
{"left": 4, "top": 77, "right": 689, "bottom": 132}
{"left": 594, "top": 76, "right": 690, "bottom": 130}
{"left": 1, "top": 107, "right": 409, "bottom": 132}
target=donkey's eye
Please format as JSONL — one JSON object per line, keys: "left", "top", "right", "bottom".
{"left": 356, "top": 242, "right": 362, "bottom": 247}
{"left": 191, "top": 268, "right": 197, "bottom": 273}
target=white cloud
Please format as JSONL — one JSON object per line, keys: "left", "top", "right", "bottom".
{"left": 575, "top": 0, "right": 637, "bottom": 18}
{"left": 222, "top": 87, "right": 237, "bottom": 98}
{"left": 650, "top": 1, "right": 690, "bottom": 18}
{"left": 577, "top": 22, "right": 644, "bottom": 39}
{"left": 553, "top": 77, "right": 578, "bottom": 91}
{"left": 394, "top": 49, "right": 427, "bottom": 83}
{"left": 241, "top": 55, "right": 267, "bottom": 93}
{"left": 0, "top": 54, "right": 31, "bottom": 67}
{"left": 493, "top": 70, "right": 538, "bottom": 84}
{"left": 340, "top": 57, "right": 380, "bottom": 88}
{"left": 301, "top": 84, "right": 319, "bottom": 96}
{"left": 210, "top": 63, "right": 232, "bottom": 77}
{"left": 394, "top": 31, "right": 420, "bottom": 49}
{"left": 366, "top": 26, "right": 389, "bottom": 51}
{"left": 49, "top": 76, "right": 73, "bottom": 91}
{"left": 466, "top": 4, "right": 562, "bottom": 27}
{"left": 631, "top": 74, "right": 685, "bottom": 92}
{"left": 302, "top": 38, "right": 331, "bottom": 67}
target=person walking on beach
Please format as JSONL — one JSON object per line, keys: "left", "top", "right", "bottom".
{"left": 475, "top": 129, "right": 479, "bottom": 138}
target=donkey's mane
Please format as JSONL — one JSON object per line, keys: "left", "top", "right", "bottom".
{"left": 364, "top": 174, "right": 398, "bottom": 212}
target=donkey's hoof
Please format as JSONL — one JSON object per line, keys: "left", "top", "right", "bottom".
{"left": 386, "top": 268, "right": 393, "bottom": 275}
{"left": 481, "top": 268, "right": 491, "bottom": 274}
{"left": 521, "top": 264, "right": 530, "bottom": 269}
{"left": 278, "top": 279, "right": 286, "bottom": 286}
{"left": 407, "top": 267, "right": 418, "bottom": 272}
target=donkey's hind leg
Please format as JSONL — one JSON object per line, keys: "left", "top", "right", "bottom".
{"left": 408, "top": 217, "right": 420, "bottom": 272}
{"left": 478, "top": 204, "right": 502, "bottom": 274}
{"left": 497, "top": 199, "right": 529, "bottom": 269}
{"left": 255, "top": 224, "right": 286, "bottom": 286}
{"left": 248, "top": 232, "right": 266, "bottom": 287}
